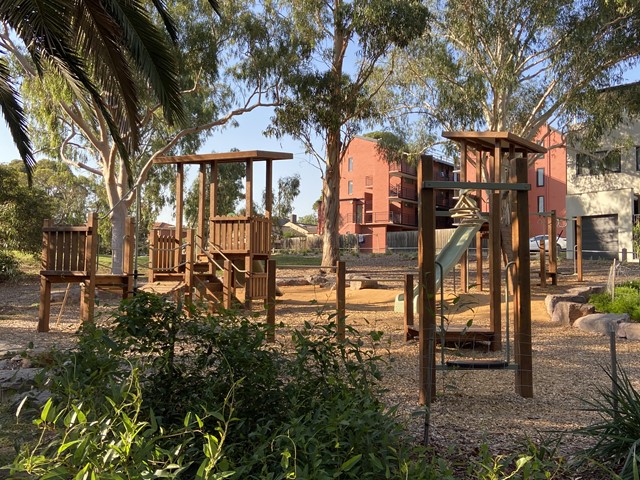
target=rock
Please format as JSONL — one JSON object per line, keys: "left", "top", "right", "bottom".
{"left": 307, "top": 273, "right": 329, "bottom": 286}
{"left": 0, "top": 359, "right": 10, "bottom": 370}
{"left": 551, "top": 302, "right": 596, "bottom": 326}
{"left": 0, "top": 368, "right": 43, "bottom": 391}
{"left": 617, "top": 322, "right": 640, "bottom": 340}
{"left": 566, "top": 285, "right": 605, "bottom": 297}
{"left": 545, "top": 294, "right": 587, "bottom": 316}
{"left": 20, "top": 357, "right": 32, "bottom": 369}
{"left": 573, "top": 313, "right": 628, "bottom": 335}
{"left": 276, "top": 278, "right": 311, "bottom": 286}
{"left": 346, "top": 274, "right": 378, "bottom": 290}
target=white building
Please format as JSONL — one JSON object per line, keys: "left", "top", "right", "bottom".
{"left": 566, "top": 119, "right": 640, "bottom": 260}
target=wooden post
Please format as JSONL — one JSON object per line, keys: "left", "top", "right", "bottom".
{"left": 148, "top": 229, "right": 158, "bottom": 283}
{"left": 419, "top": 154, "right": 437, "bottom": 405}
{"left": 514, "top": 155, "right": 533, "bottom": 398}
{"left": 548, "top": 211, "right": 557, "bottom": 285}
{"left": 459, "top": 141, "right": 468, "bottom": 292}
{"left": 175, "top": 163, "right": 184, "bottom": 270}
{"left": 123, "top": 216, "right": 134, "bottom": 297}
{"left": 404, "top": 273, "right": 414, "bottom": 341}
{"left": 223, "top": 259, "right": 233, "bottom": 309}
{"left": 540, "top": 240, "right": 546, "bottom": 287}
{"left": 266, "top": 259, "right": 276, "bottom": 342}
{"left": 38, "top": 219, "right": 52, "bottom": 332}
{"left": 244, "top": 255, "right": 252, "bottom": 309}
{"left": 336, "top": 261, "right": 346, "bottom": 341}
{"left": 476, "top": 152, "right": 483, "bottom": 291}
{"left": 197, "top": 164, "right": 207, "bottom": 252}
{"left": 265, "top": 159, "right": 273, "bottom": 219}
{"left": 576, "top": 216, "right": 583, "bottom": 282}
{"left": 476, "top": 231, "right": 483, "bottom": 291}
{"left": 489, "top": 141, "right": 502, "bottom": 351}
{"left": 185, "top": 229, "right": 195, "bottom": 306}
{"left": 82, "top": 212, "right": 98, "bottom": 323}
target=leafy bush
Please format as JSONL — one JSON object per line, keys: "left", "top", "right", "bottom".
{"left": 8, "top": 293, "right": 444, "bottom": 478}
{"left": 591, "top": 284, "right": 640, "bottom": 322}
{"left": 0, "top": 250, "right": 21, "bottom": 282}
{"left": 576, "top": 366, "right": 640, "bottom": 479}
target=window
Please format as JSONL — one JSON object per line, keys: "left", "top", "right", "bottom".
{"left": 536, "top": 168, "right": 544, "bottom": 187}
{"left": 537, "top": 196, "right": 545, "bottom": 213}
{"left": 576, "top": 149, "right": 621, "bottom": 175}
{"left": 598, "top": 149, "right": 621, "bottom": 173}
{"left": 348, "top": 180, "right": 353, "bottom": 195}
{"left": 576, "top": 153, "right": 591, "bottom": 175}
{"left": 636, "top": 147, "right": 640, "bottom": 171}
{"left": 347, "top": 157, "right": 353, "bottom": 172}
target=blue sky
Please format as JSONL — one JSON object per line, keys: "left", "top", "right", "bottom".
{"left": 0, "top": 105, "right": 323, "bottom": 222}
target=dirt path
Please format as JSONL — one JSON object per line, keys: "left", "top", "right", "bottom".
{"left": 1, "top": 255, "right": 639, "bottom": 461}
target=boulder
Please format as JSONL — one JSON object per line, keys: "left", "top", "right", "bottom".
{"left": 566, "top": 285, "right": 605, "bottom": 297}
{"left": 307, "top": 272, "right": 329, "bottom": 286}
{"left": 573, "top": 313, "right": 628, "bottom": 335}
{"left": 545, "top": 294, "right": 587, "bottom": 316}
{"left": 276, "top": 278, "right": 311, "bottom": 287}
{"left": 617, "top": 322, "right": 640, "bottom": 341}
{"left": 551, "top": 302, "right": 596, "bottom": 326}
{"left": 0, "top": 368, "right": 43, "bottom": 392}
{"left": 346, "top": 273, "right": 378, "bottom": 290}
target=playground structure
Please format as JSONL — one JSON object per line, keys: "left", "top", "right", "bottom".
{"left": 416, "top": 131, "right": 546, "bottom": 405}
{"left": 38, "top": 213, "right": 135, "bottom": 332}
{"left": 38, "top": 150, "right": 291, "bottom": 334}
{"left": 142, "top": 151, "right": 291, "bottom": 310}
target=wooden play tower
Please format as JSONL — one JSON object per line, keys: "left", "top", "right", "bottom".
{"left": 144, "top": 150, "right": 292, "bottom": 307}
{"left": 418, "top": 131, "right": 546, "bottom": 405}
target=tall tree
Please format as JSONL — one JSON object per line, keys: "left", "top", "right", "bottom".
{"left": 10, "top": 0, "right": 289, "bottom": 273}
{"left": 0, "top": 0, "right": 218, "bottom": 179}
{"left": 272, "top": 174, "right": 301, "bottom": 220}
{"left": 382, "top": 0, "right": 640, "bottom": 147}
{"left": 267, "top": 0, "right": 430, "bottom": 267}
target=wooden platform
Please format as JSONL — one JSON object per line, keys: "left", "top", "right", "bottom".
{"left": 138, "top": 280, "right": 187, "bottom": 295}
{"left": 405, "top": 325, "right": 497, "bottom": 344}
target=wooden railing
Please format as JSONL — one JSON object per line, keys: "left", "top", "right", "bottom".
{"left": 210, "top": 216, "right": 271, "bottom": 255}
{"left": 41, "top": 223, "right": 93, "bottom": 276}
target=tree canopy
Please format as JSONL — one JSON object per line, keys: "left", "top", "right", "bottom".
{"left": 0, "top": 0, "right": 219, "bottom": 179}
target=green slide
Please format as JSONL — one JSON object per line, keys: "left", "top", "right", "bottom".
{"left": 394, "top": 222, "right": 485, "bottom": 313}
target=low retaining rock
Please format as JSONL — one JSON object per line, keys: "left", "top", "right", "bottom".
{"left": 617, "top": 322, "right": 640, "bottom": 341}
{"left": 573, "top": 313, "right": 628, "bottom": 335}
{"left": 346, "top": 274, "right": 378, "bottom": 290}
{"left": 551, "top": 302, "right": 596, "bottom": 326}
{"left": 545, "top": 294, "right": 588, "bottom": 316}
{"left": 277, "top": 278, "right": 311, "bottom": 286}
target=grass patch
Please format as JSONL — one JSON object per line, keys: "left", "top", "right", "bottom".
{"left": 272, "top": 253, "right": 322, "bottom": 266}
{"left": 590, "top": 282, "right": 640, "bottom": 322}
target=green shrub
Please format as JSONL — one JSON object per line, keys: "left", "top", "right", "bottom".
{"left": 591, "top": 286, "right": 640, "bottom": 322}
{"left": 0, "top": 250, "right": 21, "bottom": 282}
{"left": 576, "top": 366, "right": 640, "bottom": 479}
{"left": 9, "top": 293, "right": 444, "bottom": 478}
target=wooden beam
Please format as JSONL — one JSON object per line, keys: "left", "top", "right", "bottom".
{"left": 404, "top": 273, "right": 413, "bottom": 341}
{"left": 197, "top": 164, "right": 206, "bottom": 250}
{"left": 460, "top": 141, "right": 468, "bottom": 293}
{"left": 175, "top": 163, "right": 184, "bottom": 270}
{"left": 336, "top": 261, "right": 346, "bottom": 341}
{"left": 266, "top": 259, "right": 276, "bottom": 342}
{"left": 246, "top": 160, "right": 253, "bottom": 216}
{"left": 489, "top": 142, "right": 502, "bottom": 351}
{"left": 265, "top": 159, "right": 273, "bottom": 219}
{"left": 155, "top": 150, "right": 293, "bottom": 165}
{"left": 419, "top": 154, "right": 436, "bottom": 406}
{"left": 514, "top": 154, "right": 533, "bottom": 398}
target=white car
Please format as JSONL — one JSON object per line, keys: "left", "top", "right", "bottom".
{"left": 528, "top": 235, "right": 566, "bottom": 252}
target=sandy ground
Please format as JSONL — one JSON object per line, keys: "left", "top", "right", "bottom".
{"left": 1, "top": 254, "right": 639, "bottom": 468}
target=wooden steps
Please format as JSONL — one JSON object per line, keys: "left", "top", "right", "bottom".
{"left": 138, "top": 280, "right": 187, "bottom": 295}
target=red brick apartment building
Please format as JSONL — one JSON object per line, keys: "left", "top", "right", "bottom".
{"left": 528, "top": 126, "right": 567, "bottom": 237}
{"left": 319, "top": 130, "right": 568, "bottom": 253}
{"left": 319, "top": 135, "right": 456, "bottom": 253}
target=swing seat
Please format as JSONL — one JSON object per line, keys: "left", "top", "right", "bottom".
{"left": 445, "top": 359, "right": 510, "bottom": 370}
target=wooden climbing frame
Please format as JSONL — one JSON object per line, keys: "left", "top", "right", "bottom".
{"left": 38, "top": 213, "right": 134, "bottom": 332}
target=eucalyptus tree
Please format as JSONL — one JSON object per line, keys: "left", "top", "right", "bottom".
{"left": 0, "top": 0, "right": 218, "bottom": 180}
{"left": 267, "top": 0, "right": 430, "bottom": 266}
{"left": 383, "top": 0, "right": 640, "bottom": 147}
{"left": 7, "top": 0, "right": 290, "bottom": 273}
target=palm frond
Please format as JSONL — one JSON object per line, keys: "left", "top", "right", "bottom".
{"left": 107, "top": 0, "right": 185, "bottom": 125}
{"left": 0, "top": 57, "right": 35, "bottom": 181}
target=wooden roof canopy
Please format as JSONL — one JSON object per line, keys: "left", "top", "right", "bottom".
{"left": 442, "top": 131, "right": 547, "bottom": 155}
{"left": 154, "top": 150, "right": 293, "bottom": 165}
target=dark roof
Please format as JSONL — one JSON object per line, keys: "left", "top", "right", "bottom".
{"left": 442, "top": 131, "right": 547, "bottom": 155}
{"left": 154, "top": 150, "right": 293, "bottom": 165}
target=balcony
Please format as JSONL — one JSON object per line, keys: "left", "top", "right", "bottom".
{"left": 389, "top": 162, "right": 417, "bottom": 176}
{"left": 389, "top": 184, "right": 418, "bottom": 202}
{"left": 343, "top": 211, "right": 417, "bottom": 227}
